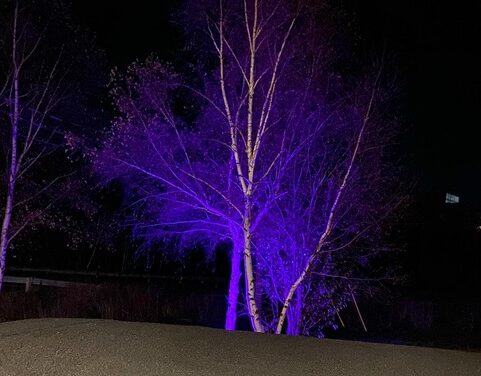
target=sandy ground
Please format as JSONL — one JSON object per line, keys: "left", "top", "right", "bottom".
{"left": 0, "top": 319, "right": 480, "bottom": 376}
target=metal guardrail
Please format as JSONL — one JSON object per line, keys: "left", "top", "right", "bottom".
{"left": 6, "top": 267, "right": 227, "bottom": 282}
{"left": 3, "top": 275, "right": 88, "bottom": 292}
{"left": 3, "top": 267, "right": 228, "bottom": 292}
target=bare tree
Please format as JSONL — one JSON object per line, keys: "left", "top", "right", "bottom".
{"left": 205, "top": 0, "right": 402, "bottom": 334}
{"left": 98, "top": 0, "right": 308, "bottom": 332}
{"left": 98, "top": 0, "right": 402, "bottom": 335}
{"left": 0, "top": 2, "right": 66, "bottom": 290}
{"left": 207, "top": 0, "right": 303, "bottom": 332}
{"left": 272, "top": 67, "right": 403, "bottom": 334}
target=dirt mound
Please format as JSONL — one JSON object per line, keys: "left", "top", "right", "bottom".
{"left": 0, "top": 319, "right": 480, "bottom": 375}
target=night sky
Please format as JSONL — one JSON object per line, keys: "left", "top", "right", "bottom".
{"left": 71, "top": 0, "right": 481, "bottom": 208}
{"left": 350, "top": 0, "right": 481, "bottom": 208}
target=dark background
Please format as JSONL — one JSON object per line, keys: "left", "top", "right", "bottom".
{"left": 69, "top": 0, "right": 481, "bottom": 297}
{"left": 70, "top": 0, "right": 481, "bottom": 206}
{"left": 0, "top": 0, "right": 478, "bottom": 347}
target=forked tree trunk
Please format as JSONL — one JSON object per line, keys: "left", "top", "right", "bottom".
{"left": 275, "top": 74, "right": 379, "bottom": 334}
{"left": 216, "top": 1, "right": 296, "bottom": 333}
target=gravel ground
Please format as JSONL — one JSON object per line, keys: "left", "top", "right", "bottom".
{"left": 0, "top": 318, "right": 480, "bottom": 375}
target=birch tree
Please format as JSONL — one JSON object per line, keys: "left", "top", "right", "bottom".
{"left": 207, "top": 0, "right": 302, "bottom": 332}
{"left": 271, "top": 67, "right": 403, "bottom": 334}
{"left": 97, "top": 0, "right": 401, "bottom": 334}
{"left": 97, "top": 0, "right": 312, "bottom": 332}
{"left": 0, "top": 2, "right": 66, "bottom": 290}
{"left": 204, "top": 0, "right": 401, "bottom": 334}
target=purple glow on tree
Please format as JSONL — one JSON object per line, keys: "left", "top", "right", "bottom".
{"left": 95, "top": 0, "right": 402, "bottom": 334}
{"left": 95, "top": 57, "right": 249, "bottom": 330}
{"left": 255, "top": 70, "right": 399, "bottom": 335}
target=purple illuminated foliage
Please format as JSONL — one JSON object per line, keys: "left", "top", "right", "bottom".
{"left": 97, "top": 57, "right": 247, "bottom": 328}
{"left": 255, "top": 78, "right": 397, "bottom": 335}
{"left": 96, "top": 0, "right": 401, "bottom": 334}
{"left": 99, "top": 60, "right": 224, "bottom": 244}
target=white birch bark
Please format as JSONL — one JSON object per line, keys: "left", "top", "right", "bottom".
{"left": 0, "top": 5, "right": 20, "bottom": 292}
{"left": 275, "top": 76, "right": 381, "bottom": 334}
{"left": 216, "top": 0, "right": 297, "bottom": 333}
{"left": 0, "top": 4, "right": 63, "bottom": 291}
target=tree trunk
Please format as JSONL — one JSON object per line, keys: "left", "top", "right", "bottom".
{"left": 243, "top": 218, "right": 264, "bottom": 332}
{"left": 1, "top": 14, "right": 19, "bottom": 293}
{"left": 286, "top": 289, "right": 303, "bottom": 336}
{"left": 0, "top": 125, "right": 17, "bottom": 292}
{"left": 0, "top": 192, "right": 14, "bottom": 292}
{"left": 225, "top": 239, "right": 242, "bottom": 330}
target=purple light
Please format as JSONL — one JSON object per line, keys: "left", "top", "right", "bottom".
{"left": 95, "top": 1, "right": 398, "bottom": 335}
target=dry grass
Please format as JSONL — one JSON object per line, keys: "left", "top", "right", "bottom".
{"left": 0, "top": 283, "right": 225, "bottom": 327}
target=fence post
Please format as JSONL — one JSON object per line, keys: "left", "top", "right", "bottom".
{"left": 25, "top": 277, "right": 33, "bottom": 293}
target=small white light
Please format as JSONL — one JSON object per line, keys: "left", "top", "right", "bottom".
{"left": 445, "top": 193, "right": 459, "bottom": 204}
